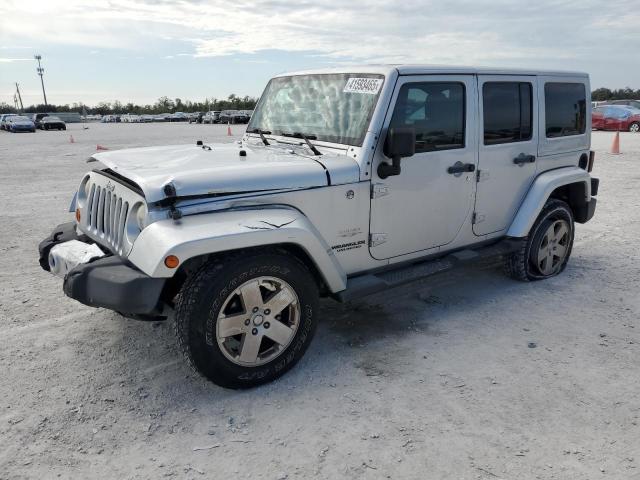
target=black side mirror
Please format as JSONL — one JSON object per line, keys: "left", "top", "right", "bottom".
{"left": 379, "top": 127, "right": 415, "bottom": 179}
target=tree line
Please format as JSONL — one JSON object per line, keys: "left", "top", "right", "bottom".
{"left": 2, "top": 88, "right": 640, "bottom": 114}
{"left": 0, "top": 94, "right": 258, "bottom": 115}
{"left": 591, "top": 87, "right": 640, "bottom": 102}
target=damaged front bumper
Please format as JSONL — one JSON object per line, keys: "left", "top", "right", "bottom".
{"left": 38, "top": 222, "right": 166, "bottom": 316}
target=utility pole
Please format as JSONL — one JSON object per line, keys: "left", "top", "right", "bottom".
{"left": 15, "top": 83, "right": 24, "bottom": 111}
{"left": 34, "top": 54, "right": 48, "bottom": 107}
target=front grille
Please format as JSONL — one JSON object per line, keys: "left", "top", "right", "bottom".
{"left": 86, "top": 183, "right": 130, "bottom": 254}
{"left": 77, "top": 171, "right": 146, "bottom": 256}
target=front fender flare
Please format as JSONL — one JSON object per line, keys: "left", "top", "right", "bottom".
{"left": 127, "top": 207, "right": 347, "bottom": 293}
{"left": 507, "top": 167, "right": 591, "bottom": 238}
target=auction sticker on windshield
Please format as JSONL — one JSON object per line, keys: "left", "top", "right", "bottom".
{"left": 343, "top": 77, "right": 383, "bottom": 94}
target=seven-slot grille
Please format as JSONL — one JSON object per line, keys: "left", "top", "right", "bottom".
{"left": 86, "top": 183, "right": 129, "bottom": 253}
{"left": 79, "top": 172, "right": 145, "bottom": 256}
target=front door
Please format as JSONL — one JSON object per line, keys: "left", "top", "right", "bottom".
{"left": 473, "top": 76, "right": 539, "bottom": 235}
{"left": 369, "top": 75, "right": 478, "bottom": 260}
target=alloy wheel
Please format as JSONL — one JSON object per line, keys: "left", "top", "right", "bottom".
{"left": 216, "top": 276, "right": 300, "bottom": 366}
{"left": 534, "top": 219, "right": 570, "bottom": 276}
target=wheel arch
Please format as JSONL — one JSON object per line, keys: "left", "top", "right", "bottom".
{"left": 507, "top": 166, "right": 592, "bottom": 237}
{"left": 161, "top": 243, "right": 334, "bottom": 305}
{"left": 128, "top": 207, "right": 347, "bottom": 295}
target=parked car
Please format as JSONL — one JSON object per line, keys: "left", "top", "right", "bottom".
{"left": 202, "top": 111, "right": 221, "bottom": 124}
{"left": 100, "top": 115, "right": 119, "bottom": 123}
{"left": 219, "top": 110, "right": 250, "bottom": 124}
{"left": 189, "top": 112, "right": 204, "bottom": 124}
{"left": 39, "top": 116, "right": 66, "bottom": 130}
{"left": 0, "top": 113, "right": 19, "bottom": 130}
{"left": 168, "top": 112, "right": 189, "bottom": 122}
{"left": 5, "top": 115, "right": 36, "bottom": 132}
{"left": 140, "top": 115, "right": 155, "bottom": 123}
{"left": 592, "top": 105, "right": 640, "bottom": 132}
{"left": 121, "top": 114, "right": 141, "bottom": 123}
{"left": 32, "top": 113, "right": 52, "bottom": 128}
{"left": 603, "top": 99, "right": 640, "bottom": 110}
{"left": 39, "top": 66, "right": 598, "bottom": 389}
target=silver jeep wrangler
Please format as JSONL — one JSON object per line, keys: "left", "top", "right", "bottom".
{"left": 39, "top": 66, "right": 598, "bottom": 388}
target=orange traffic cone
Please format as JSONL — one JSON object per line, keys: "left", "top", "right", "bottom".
{"left": 96, "top": 144, "right": 109, "bottom": 151}
{"left": 610, "top": 131, "right": 621, "bottom": 155}
{"left": 69, "top": 135, "right": 75, "bottom": 143}
{"left": 227, "top": 123, "right": 232, "bottom": 136}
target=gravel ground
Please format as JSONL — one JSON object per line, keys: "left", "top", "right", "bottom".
{"left": 1, "top": 123, "right": 639, "bottom": 480}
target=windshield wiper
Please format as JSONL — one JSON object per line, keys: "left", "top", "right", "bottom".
{"left": 281, "top": 132, "right": 322, "bottom": 156}
{"left": 247, "top": 128, "right": 271, "bottom": 146}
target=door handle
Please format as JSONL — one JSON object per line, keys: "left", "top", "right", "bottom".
{"left": 513, "top": 153, "right": 536, "bottom": 165}
{"left": 447, "top": 162, "right": 476, "bottom": 175}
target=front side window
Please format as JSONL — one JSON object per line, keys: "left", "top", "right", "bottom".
{"left": 545, "top": 83, "right": 587, "bottom": 138}
{"left": 248, "top": 73, "right": 384, "bottom": 146}
{"left": 389, "top": 82, "right": 465, "bottom": 152}
{"left": 483, "top": 82, "right": 532, "bottom": 145}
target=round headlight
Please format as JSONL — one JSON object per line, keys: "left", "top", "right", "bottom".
{"left": 76, "top": 175, "right": 91, "bottom": 208}
{"left": 135, "top": 203, "right": 148, "bottom": 230}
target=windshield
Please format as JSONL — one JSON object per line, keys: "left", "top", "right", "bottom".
{"left": 248, "top": 73, "right": 384, "bottom": 146}
{"left": 12, "top": 116, "right": 30, "bottom": 121}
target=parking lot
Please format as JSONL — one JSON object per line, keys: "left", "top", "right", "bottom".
{"left": 1, "top": 123, "right": 639, "bottom": 479}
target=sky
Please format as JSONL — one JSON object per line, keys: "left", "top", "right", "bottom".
{"left": 0, "top": 0, "right": 639, "bottom": 107}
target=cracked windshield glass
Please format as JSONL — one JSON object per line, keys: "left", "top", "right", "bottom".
{"left": 248, "top": 74, "right": 384, "bottom": 146}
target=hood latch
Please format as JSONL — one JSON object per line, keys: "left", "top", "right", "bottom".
{"left": 163, "top": 182, "right": 183, "bottom": 220}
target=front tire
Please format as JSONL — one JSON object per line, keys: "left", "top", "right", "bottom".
{"left": 504, "top": 199, "right": 574, "bottom": 281}
{"left": 630, "top": 122, "right": 640, "bottom": 133}
{"left": 175, "top": 251, "right": 319, "bottom": 389}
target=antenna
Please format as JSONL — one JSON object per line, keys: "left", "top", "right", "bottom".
{"left": 34, "top": 54, "right": 48, "bottom": 107}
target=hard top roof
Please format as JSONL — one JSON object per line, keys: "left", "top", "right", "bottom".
{"left": 276, "top": 64, "right": 588, "bottom": 78}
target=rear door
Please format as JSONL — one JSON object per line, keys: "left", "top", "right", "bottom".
{"left": 473, "top": 76, "right": 538, "bottom": 236}
{"left": 604, "top": 107, "right": 625, "bottom": 131}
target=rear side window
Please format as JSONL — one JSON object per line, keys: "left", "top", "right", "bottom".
{"left": 389, "top": 82, "right": 465, "bottom": 152}
{"left": 545, "top": 83, "right": 586, "bottom": 138}
{"left": 483, "top": 82, "right": 532, "bottom": 145}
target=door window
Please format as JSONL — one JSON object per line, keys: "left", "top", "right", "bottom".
{"left": 389, "top": 82, "right": 465, "bottom": 152}
{"left": 544, "top": 83, "right": 587, "bottom": 138}
{"left": 483, "top": 82, "right": 532, "bottom": 145}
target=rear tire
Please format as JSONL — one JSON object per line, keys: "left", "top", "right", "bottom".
{"left": 504, "top": 199, "right": 574, "bottom": 281}
{"left": 175, "top": 251, "right": 319, "bottom": 389}
{"left": 630, "top": 122, "right": 640, "bottom": 133}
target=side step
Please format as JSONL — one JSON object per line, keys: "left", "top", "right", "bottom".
{"left": 334, "top": 238, "right": 521, "bottom": 303}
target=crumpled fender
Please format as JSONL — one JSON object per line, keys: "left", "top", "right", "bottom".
{"left": 127, "top": 206, "right": 347, "bottom": 292}
{"left": 507, "top": 166, "right": 592, "bottom": 238}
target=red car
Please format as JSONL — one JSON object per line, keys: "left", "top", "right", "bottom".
{"left": 592, "top": 105, "right": 640, "bottom": 132}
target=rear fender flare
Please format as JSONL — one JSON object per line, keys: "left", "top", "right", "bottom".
{"left": 507, "top": 167, "right": 592, "bottom": 237}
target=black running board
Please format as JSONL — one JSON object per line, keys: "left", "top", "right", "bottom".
{"left": 334, "top": 238, "right": 521, "bottom": 302}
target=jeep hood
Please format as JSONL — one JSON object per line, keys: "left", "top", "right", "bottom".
{"left": 91, "top": 143, "right": 360, "bottom": 203}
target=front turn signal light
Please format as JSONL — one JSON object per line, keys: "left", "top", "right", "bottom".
{"left": 75, "top": 208, "right": 81, "bottom": 223}
{"left": 164, "top": 255, "right": 180, "bottom": 269}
